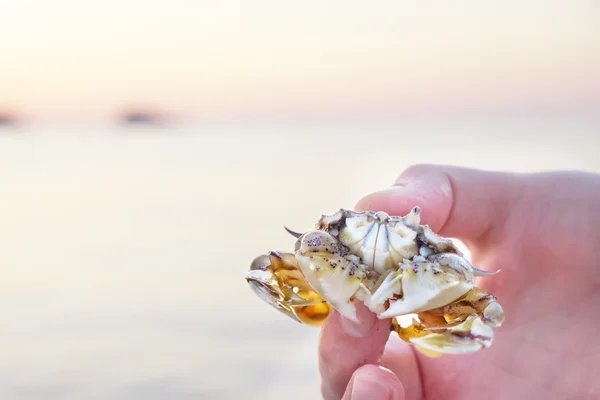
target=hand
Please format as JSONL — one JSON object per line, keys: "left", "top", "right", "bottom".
{"left": 318, "top": 164, "right": 600, "bottom": 400}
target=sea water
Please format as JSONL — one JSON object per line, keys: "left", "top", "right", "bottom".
{"left": 0, "top": 116, "right": 598, "bottom": 399}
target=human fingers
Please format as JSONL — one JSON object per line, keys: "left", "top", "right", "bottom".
{"left": 341, "top": 364, "right": 405, "bottom": 400}
{"left": 319, "top": 302, "right": 395, "bottom": 400}
{"left": 379, "top": 334, "right": 423, "bottom": 400}
{"left": 355, "top": 164, "right": 528, "bottom": 247}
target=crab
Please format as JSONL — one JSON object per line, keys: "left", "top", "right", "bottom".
{"left": 244, "top": 207, "right": 504, "bottom": 357}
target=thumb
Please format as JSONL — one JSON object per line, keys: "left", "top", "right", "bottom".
{"left": 355, "top": 164, "right": 528, "bottom": 247}
{"left": 342, "top": 364, "right": 405, "bottom": 400}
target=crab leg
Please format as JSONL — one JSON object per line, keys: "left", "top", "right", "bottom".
{"left": 391, "top": 286, "right": 505, "bottom": 357}
{"left": 245, "top": 251, "right": 332, "bottom": 326}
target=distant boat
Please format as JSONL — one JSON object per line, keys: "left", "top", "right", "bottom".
{"left": 118, "top": 110, "right": 166, "bottom": 126}
{"left": 0, "top": 113, "right": 18, "bottom": 126}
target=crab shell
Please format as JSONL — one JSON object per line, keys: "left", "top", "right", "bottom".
{"left": 245, "top": 207, "right": 504, "bottom": 357}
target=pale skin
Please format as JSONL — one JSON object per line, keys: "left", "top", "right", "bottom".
{"left": 319, "top": 164, "right": 600, "bottom": 400}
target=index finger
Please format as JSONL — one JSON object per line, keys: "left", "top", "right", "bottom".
{"left": 356, "top": 164, "right": 527, "bottom": 246}
{"left": 319, "top": 167, "right": 452, "bottom": 399}
{"left": 318, "top": 301, "right": 391, "bottom": 400}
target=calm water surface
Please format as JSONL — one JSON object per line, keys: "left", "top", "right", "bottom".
{"left": 0, "top": 117, "right": 598, "bottom": 399}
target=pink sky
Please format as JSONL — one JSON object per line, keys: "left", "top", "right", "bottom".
{"left": 1, "top": 1, "right": 599, "bottom": 122}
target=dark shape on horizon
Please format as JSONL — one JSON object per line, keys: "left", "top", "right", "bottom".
{"left": 118, "top": 110, "right": 166, "bottom": 126}
{"left": 0, "top": 112, "right": 18, "bottom": 126}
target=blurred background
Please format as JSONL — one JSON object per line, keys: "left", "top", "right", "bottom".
{"left": 0, "top": 1, "right": 599, "bottom": 399}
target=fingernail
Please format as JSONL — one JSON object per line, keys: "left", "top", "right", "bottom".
{"left": 340, "top": 301, "right": 378, "bottom": 338}
{"left": 400, "top": 176, "right": 451, "bottom": 203}
{"left": 354, "top": 182, "right": 428, "bottom": 214}
{"left": 351, "top": 372, "right": 392, "bottom": 400}
{"left": 381, "top": 179, "right": 435, "bottom": 201}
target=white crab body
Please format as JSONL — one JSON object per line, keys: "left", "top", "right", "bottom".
{"left": 293, "top": 208, "right": 478, "bottom": 323}
{"left": 245, "top": 207, "right": 504, "bottom": 357}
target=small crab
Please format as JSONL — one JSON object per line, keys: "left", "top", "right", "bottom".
{"left": 245, "top": 207, "right": 504, "bottom": 357}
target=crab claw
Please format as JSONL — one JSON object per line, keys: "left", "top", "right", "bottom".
{"left": 294, "top": 231, "right": 371, "bottom": 323}
{"left": 392, "top": 286, "right": 505, "bottom": 357}
{"left": 245, "top": 251, "right": 332, "bottom": 326}
{"left": 405, "top": 314, "right": 494, "bottom": 356}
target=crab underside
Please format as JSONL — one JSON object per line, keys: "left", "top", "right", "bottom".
{"left": 245, "top": 207, "right": 504, "bottom": 357}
